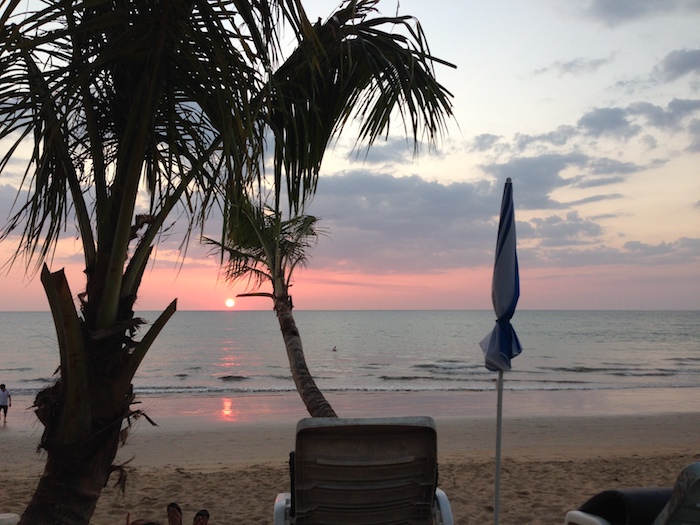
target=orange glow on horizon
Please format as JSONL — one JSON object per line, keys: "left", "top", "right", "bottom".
{"left": 1, "top": 239, "right": 698, "bottom": 311}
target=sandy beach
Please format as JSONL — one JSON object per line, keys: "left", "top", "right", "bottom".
{"left": 1, "top": 389, "right": 698, "bottom": 524}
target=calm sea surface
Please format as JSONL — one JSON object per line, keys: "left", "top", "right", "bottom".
{"left": 0, "top": 310, "right": 698, "bottom": 397}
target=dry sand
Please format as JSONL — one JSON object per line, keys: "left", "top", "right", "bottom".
{"left": 0, "top": 391, "right": 698, "bottom": 524}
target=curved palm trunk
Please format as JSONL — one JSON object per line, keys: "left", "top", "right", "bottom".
{"left": 274, "top": 298, "right": 336, "bottom": 418}
{"left": 19, "top": 267, "right": 176, "bottom": 525}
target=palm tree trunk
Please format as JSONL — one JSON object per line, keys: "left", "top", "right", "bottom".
{"left": 274, "top": 299, "right": 337, "bottom": 417}
{"left": 18, "top": 266, "right": 175, "bottom": 524}
{"left": 19, "top": 416, "right": 124, "bottom": 524}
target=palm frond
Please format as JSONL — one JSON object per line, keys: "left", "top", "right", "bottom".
{"left": 1, "top": 0, "right": 325, "bottom": 325}
{"left": 256, "top": 0, "right": 455, "bottom": 212}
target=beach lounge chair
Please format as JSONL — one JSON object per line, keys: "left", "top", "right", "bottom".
{"left": 563, "top": 462, "right": 700, "bottom": 525}
{"left": 273, "top": 416, "right": 454, "bottom": 525}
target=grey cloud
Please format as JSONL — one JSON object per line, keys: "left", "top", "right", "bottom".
{"left": 641, "top": 134, "right": 658, "bottom": 149}
{"left": 0, "top": 183, "right": 19, "bottom": 215}
{"left": 623, "top": 240, "right": 674, "bottom": 255}
{"left": 481, "top": 154, "right": 636, "bottom": 209}
{"left": 585, "top": 0, "right": 700, "bottom": 26}
{"left": 627, "top": 99, "right": 700, "bottom": 129}
{"left": 535, "top": 56, "right": 613, "bottom": 76}
{"left": 470, "top": 134, "right": 502, "bottom": 152}
{"left": 471, "top": 99, "right": 699, "bottom": 155}
{"left": 622, "top": 238, "right": 700, "bottom": 264}
{"left": 310, "top": 171, "right": 499, "bottom": 273}
{"left": 350, "top": 137, "right": 424, "bottom": 165}
{"left": 572, "top": 175, "right": 626, "bottom": 188}
{"left": 515, "top": 126, "right": 577, "bottom": 151}
{"left": 528, "top": 235, "right": 700, "bottom": 268}
{"left": 587, "top": 158, "right": 646, "bottom": 175}
{"left": 309, "top": 169, "right": 633, "bottom": 273}
{"left": 566, "top": 194, "right": 624, "bottom": 207}
{"left": 530, "top": 212, "right": 604, "bottom": 247}
{"left": 481, "top": 153, "right": 590, "bottom": 209}
{"left": 654, "top": 49, "right": 700, "bottom": 82}
{"left": 577, "top": 107, "right": 641, "bottom": 138}
{"left": 688, "top": 119, "right": 700, "bottom": 151}
{"left": 0, "top": 183, "right": 28, "bottom": 238}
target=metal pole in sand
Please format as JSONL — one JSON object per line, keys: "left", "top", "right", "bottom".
{"left": 494, "top": 369, "right": 504, "bottom": 525}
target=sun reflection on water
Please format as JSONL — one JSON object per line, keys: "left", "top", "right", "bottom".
{"left": 219, "top": 397, "right": 241, "bottom": 421}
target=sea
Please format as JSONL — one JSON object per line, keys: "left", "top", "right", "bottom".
{"left": 0, "top": 310, "right": 698, "bottom": 398}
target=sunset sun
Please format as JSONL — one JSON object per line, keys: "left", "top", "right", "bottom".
{"left": 224, "top": 298, "right": 235, "bottom": 308}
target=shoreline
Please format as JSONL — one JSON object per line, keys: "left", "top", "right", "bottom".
{"left": 1, "top": 387, "right": 695, "bottom": 441}
{"left": 2, "top": 389, "right": 699, "bottom": 523}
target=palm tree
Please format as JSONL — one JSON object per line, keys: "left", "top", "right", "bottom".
{"left": 0, "top": 0, "right": 333, "bottom": 523}
{"left": 213, "top": 0, "right": 454, "bottom": 417}
{"left": 210, "top": 195, "right": 337, "bottom": 417}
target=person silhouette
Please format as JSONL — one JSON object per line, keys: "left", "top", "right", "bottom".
{"left": 0, "top": 384, "right": 11, "bottom": 423}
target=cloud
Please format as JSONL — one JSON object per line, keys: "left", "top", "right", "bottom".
{"left": 688, "top": 119, "right": 700, "bottom": 151}
{"left": 627, "top": 99, "right": 700, "bottom": 129}
{"left": 505, "top": 99, "right": 700, "bottom": 152}
{"left": 348, "top": 136, "right": 424, "bottom": 165}
{"left": 586, "top": 158, "right": 647, "bottom": 176}
{"left": 585, "top": 0, "right": 700, "bottom": 26}
{"left": 530, "top": 212, "right": 603, "bottom": 247}
{"left": 310, "top": 171, "right": 498, "bottom": 273}
{"left": 622, "top": 238, "right": 700, "bottom": 264}
{"left": 479, "top": 153, "right": 629, "bottom": 210}
{"left": 469, "top": 134, "right": 502, "bottom": 152}
{"left": 577, "top": 107, "right": 641, "bottom": 138}
{"left": 535, "top": 56, "right": 614, "bottom": 76}
{"left": 654, "top": 48, "right": 700, "bottom": 82}
{"left": 515, "top": 126, "right": 577, "bottom": 151}
{"left": 0, "top": 183, "right": 29, "bottom": 239}
{"left": 307, "top": 163, "right": 657, "bottom": 274}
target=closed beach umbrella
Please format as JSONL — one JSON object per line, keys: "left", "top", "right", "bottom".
{"left": 479, "top": 177, "right": 523, "bottom": 525}
{"left": 480, "top": 177, "right": 523, "bottom": 371}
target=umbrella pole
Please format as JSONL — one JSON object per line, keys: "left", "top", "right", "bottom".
{"left": 494, "top": 370, "right": 504, "bottom": 525}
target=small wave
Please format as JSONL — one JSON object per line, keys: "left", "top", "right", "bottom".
{"left": 269, "top": 374, "right": 295, "bottom": 381}
{"left": 219, "top": 375, "right": 248, "bottom": 382}
{"left": 609, "top": 370, "right": 676, "bottom": 377}
{"left": 414, "top": 361, "right": 480, "bottom": 370}
{"left": 359, "top": 363, "right": 389, "bottom": 370}
{"left": 379, "top": 375, "right": 477, "bottom": 383}
{"left": 667, "top": 357, "right": 700, "bottom": 364}
{"left": 22, "top": 377, "right": 55, "bottom": 384}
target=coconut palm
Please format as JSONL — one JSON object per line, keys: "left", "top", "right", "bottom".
{"left": 0, "top": 0, "right": 332, "bottom": 523}
{"left": 213, "top": 0, "right": 454, "bottom": 417}
{"left": 211, "top": 194, "right": 337, "bottom": 417}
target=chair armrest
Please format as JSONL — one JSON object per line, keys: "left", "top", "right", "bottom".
{"left": 434, "top": 488, "right": 454, "bottom": 525}
{"left": 564, "top": 510, "right": 612, "bottom": 525}
{"left": 274, "top": 493, "right": 291, "bottom": 525}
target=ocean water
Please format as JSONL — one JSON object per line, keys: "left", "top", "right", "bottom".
{"left": 0, "top": 310, "right": 698, "bottom": 398}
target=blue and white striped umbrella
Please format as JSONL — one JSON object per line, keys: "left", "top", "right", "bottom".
{"left": 480, "top": 177, "right": 523, "bottom": 371}
{"left": 479, "top": 177, "right": 523, "bottom": 525}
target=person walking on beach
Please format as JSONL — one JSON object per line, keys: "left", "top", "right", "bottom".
{"left": 0, "top": 384, "right": 11, "bottom": 423}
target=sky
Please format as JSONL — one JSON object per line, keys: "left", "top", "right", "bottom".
{"left": 1, "top": 0, "right": 699, "bottom": 311}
